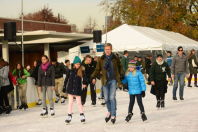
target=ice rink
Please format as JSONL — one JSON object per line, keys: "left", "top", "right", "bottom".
{"left": 0, "top": 85, "right": 198, "bottom": 132}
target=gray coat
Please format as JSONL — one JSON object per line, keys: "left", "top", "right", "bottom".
{"left": 0, "top": 66, "right": 10, "bottom": 87}
{"left": 38, "top": 65, "right": 55, "bottom": 87}
{"left": 171, "top": 54, "right": 189, "bottom": 75}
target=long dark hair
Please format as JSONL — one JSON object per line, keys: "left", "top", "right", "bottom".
{"left": 16, "top": 63, "right": 24, "bottom": 78}
{"left": 188, "top": 49, "right": 195, "bottom": 59}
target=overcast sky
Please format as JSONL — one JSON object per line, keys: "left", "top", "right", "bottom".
{"left": 0, "top": 0, "right": 106, "bottom": 31}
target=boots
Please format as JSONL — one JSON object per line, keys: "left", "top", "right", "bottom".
{"left": 141, "top": 112, "right": 147, "bottom": 122}
{"left": 5, "top": 106, "right": 12, "bottom": 114}
{"left": 156, "top": 100, "right": 160, "bottom": 108}
{"left": 194, "top": 83, "right": 198, "bottom": 87}
{"left": 161, "top": 100, "right": 165, "bottom": 108}
{"left": 188, "top": 83, "right": 192, "bottom": 87}
{"left": 80, "top": 113, "right": 86, "bottom": 123}
{"left": 125, "top": 113, "right": 133, "bottom": 122}
{"left": 65, "top": 114, "right": 72, "bottom": 124}
{"left": 40, "top": 107, "right": 48, "bottom": 117}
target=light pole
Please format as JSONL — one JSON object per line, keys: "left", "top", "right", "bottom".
{"left": 105, "top": 0, "right": 108, "bottom": 44}
{"left": 21, "top": 0, "right": 24, "bottom": 66}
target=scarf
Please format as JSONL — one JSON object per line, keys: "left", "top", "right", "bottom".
{"left": 41, "top": 62, "right": 50, "bottom": 72}
{"left": 156, "top": 59, "right": 164, "bottom": 66}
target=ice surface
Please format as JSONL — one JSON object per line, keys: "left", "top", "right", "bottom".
{"left": 0, "top": 86, "right": 198, "bottom": 132}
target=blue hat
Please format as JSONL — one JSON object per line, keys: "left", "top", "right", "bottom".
{"left": 73, "top": 56, "right": 81, "bottom": 64}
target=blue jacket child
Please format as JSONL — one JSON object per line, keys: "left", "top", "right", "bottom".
{"left": 122, "top": 70, "right": 146, "bottom": 95}
{"left": 122, "top": 61, "right": 147, "bottom": 122}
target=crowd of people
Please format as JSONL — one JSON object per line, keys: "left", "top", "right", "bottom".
{"left": 0, "top": 43, "right": 197, "bottom": 125}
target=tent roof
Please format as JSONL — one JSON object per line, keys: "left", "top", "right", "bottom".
{"left": 102, "top": 24, "right": 198, "bottom": 51}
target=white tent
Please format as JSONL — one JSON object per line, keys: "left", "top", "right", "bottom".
{"left": 102, "top": 24, "right": 198, "bottom": 51}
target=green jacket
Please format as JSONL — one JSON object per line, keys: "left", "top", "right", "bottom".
{"left": 150, "top": 60, "right": 171, "bottom": 82}
{"left": 12, "top": 69, "right": 30, "bottom": 85}
{"left": 91, "top": 53, "right": 124, "bottom": 86}
{"left": 121, "top": 56, "right": 129, "bottom": 73}
{"left": 188, "top": 55, "right": 198, "bottom": 74}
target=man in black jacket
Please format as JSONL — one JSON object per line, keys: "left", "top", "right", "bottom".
{"left": 51, "top": 58, "right": 67, "bottom": 104}
{"left": 81, "top": 55, "right": 97, "bottom": 106}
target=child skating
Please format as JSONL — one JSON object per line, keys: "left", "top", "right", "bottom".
{"left": 64, "top": 56, "right": 87, "bottom": 124}
{"left": 122, "top": 61, "right": 147, "bottom": 122}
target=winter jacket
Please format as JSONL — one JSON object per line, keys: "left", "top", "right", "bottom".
{"left": 53, "top": 62, "right": 66, "bottom": 79}
{"left": 122, "top": 71, "right": 146, "bottom": 95}
{"left": 37, "top": 64, "right": 55, "bottom": 87}
{"left": 0, "top": 66, "right": 10, "bottom": 87}
{"left": 82, "top": 60, "right": 96, "bottom": 82}
{"left": 188, "top": 55, "right": 198, "bottom": 74}
{"left": 91, "top": 53, "right": 123, "bottom": 86}
{"left": 171, "top": 54, "right": 189, "bottom": 75}
{"left": 150, "top": 60, "right": 171, "bottom": 82}
{"left": 64, "top": 68, "right": 88, "bottom": 96}
{"left": 121, "top": 56, "right": 129, "bottom": 73}
{"left": 12, "top": 69, "right": 30, "bottom": 85}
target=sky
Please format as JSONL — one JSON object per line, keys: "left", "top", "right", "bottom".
{"left": 0, "top": 0, "right": 106, "bottom": 31}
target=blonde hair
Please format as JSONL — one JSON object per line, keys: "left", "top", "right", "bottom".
{"left": 126, "top": 67, "right": 136, "bottom": 76}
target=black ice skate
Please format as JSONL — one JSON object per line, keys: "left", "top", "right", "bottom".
{"left": 40, "top": 107, "right": 48, "bottom": 117}
{"left": 105, "top": 115, "right": 111, "bottom": 123}
{"left": 65, "top": 114, "right": 72, "bottom": 124}
{"left": 125, "top": 113, "right": 133, "bottom": 122}
{"left": 111, "top": 117, "right": 116, "bottom": 124}
{"left": 141, "top": 112, "right": 147, "bottom": 122}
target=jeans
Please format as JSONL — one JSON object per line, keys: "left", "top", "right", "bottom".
{"left": 103, "top": 80, "right": 117, "bottom": 116}
{"left": 128, "top": 94, "right": 145, "bottom": 114}
{"left": 173, "top": 73, "right": 185, "bottom": 98}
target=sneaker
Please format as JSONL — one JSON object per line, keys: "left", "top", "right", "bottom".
{"left": 156, "top": 100, "right": 160, "bottom": 108}
{"left": 40, "top": 107, "right": 48, "bottom": 117}
{"left": 125, "top": 113, "right": 133, "bottom": 122}
{"left": 65, "top": 114, "right": 72, "bottom": 124}
{"left": 36, "top": 99, "right": 42, "bottom": 105}
{"left": 173, "top": 97, "right": 177, "bottom": 101}
{"left": 141, "top": 112, "right": 147, "bottom": 122}
{"left": 50, "top": 108, "right": 55, "bottom": 116}
{"left": 80, "top": 113, "right": 86, "bottom": 123}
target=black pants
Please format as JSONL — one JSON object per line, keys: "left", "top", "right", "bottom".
{"left": 156, "top": 94, "right": 165, "bottom": 101}
{"left": 188, "top": 74, "right": 197, "bottom": 85}
{"left": 128, "top": 94, "right": 145, "bottom": 114}
{"left": 0, "top": 86, "right": 10, "bottom": 107}
{"left": 81, "top": 83, "right": 96, "bottom": 104}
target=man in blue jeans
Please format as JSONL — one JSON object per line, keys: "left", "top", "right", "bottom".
{"left": 91, "top": 43, "right": 123, "bottom": 124}
{"left": 171, "top": 46, "right": 189, "bottom": 100}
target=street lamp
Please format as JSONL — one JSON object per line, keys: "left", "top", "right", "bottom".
{"left": 21, "top": 0, "right": 24, "bottom": 66}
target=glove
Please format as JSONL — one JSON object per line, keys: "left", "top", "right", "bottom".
{"left": 142, "top": 91, "right": 145, "bottom": 98}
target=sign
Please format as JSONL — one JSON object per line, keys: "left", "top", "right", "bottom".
{"left": 80, "top": 46, "right": 90, "bottom": 53}
{"left": 96, "top": 44, "right": 104, "bottom": 52}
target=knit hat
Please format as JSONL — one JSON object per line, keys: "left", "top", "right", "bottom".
{"left": 157, "top": 54, "right": 163, "bottom": 58}
{"left": 73, "top": 56, "right": 81, "bottom": 64}
{"left": 128, "top": 60, "right": 136, "bottom": 68}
